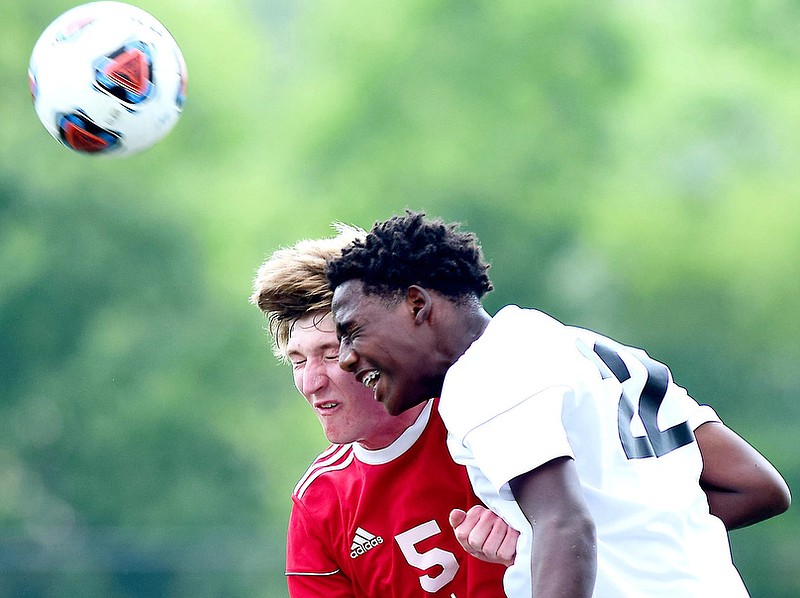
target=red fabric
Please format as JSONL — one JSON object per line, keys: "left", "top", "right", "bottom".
{"left": 286, "top": 401, "right": 506, "bottom": 597}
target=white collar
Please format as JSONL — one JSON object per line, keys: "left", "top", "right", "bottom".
{"left": 352, "top": 399, "right": 433, "bottom": 465}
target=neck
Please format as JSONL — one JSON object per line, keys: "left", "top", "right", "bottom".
{"left": 358, "top": 401, "right": 427, "bottom": 451}
{"left": 449, "top": 300, "right": 491, "bottom": 362}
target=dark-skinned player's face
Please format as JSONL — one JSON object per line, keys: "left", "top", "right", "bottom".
{"left": 332, "top": 280, "right": 443, "bottom": 415}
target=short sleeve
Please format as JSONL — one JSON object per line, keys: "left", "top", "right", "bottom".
{"left": 286, "top": 499, "right": 355, "bottom": 598}
{"left": 688, "top": 404, "right": 721, "bottom": 431}
{"left": 462, "top": 385, "right": 575, "bottom": 492}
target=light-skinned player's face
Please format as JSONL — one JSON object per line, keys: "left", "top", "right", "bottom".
{"left": 286, "top": 312, "right": 421, "bottom": 449}
{"left": 332, "top": 280, "right": 444, "bottom": 416}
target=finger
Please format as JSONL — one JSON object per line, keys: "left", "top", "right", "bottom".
{"left": 450, "top": 509, "right": 480, "bottom": 555}
{"left": 495, "top": 526, "right": 520, "bottom": 566}
{"left": 476, "top": 519, "right": 505, "bottom": 556}
{"left": 465, "top": 507, "right": 493, "bottom": 549}
{"left": 449, "top": 508, "right": 467, "bottom": 529}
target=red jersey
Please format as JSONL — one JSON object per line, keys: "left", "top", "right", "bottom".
{"left": 286, "top": 399, "right": 507, "bottom": 597}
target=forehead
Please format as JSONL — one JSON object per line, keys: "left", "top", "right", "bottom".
{"left": 331, "top": 280, "right": 363, "bottom": 317}
{"left": 332, "top": 280, "right": 395, "bottom": 333}
{"left": 286, "top": 312, "right": 337, "bottom": 352}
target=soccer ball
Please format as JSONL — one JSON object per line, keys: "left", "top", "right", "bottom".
{"left": 29, "top": 1, "right": 187, "bottom": 157}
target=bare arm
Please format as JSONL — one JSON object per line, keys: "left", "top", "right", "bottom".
{"left": 449, "top": 505, "right": 519, "bottom": 566}
{"left": 696, "top": 421, "right": 791, "bottom": 530}
{"left": 509, "top": 456, "right": 597, "bottom": 598}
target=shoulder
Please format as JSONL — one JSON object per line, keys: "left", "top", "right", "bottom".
{"left": 441, "top": 307, "right": 584, "bottom": 423}
{"left": 293, "top": 444, "right": 357, "bottom": 501}
{"left": 492, "top": 305, "right": 567, "bottom": 335}
{"left": 459, "top": 306, "right": 574, "bottom": 370}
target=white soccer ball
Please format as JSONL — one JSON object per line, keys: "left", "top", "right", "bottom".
{"left": 29, "top": 1, "right": 187, "bottom": 157}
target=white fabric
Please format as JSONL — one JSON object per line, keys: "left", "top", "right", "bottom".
{"left": 440, "top": 305, "right": 748, "bottom": 598}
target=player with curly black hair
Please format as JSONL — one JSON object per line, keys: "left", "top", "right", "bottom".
{"left": 327, "top": 211, "right": 493, "bottom": 300}
{"left": 326, "top": 211, "right": 791, "bottom": 598}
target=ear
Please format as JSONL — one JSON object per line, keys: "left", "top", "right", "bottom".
{"left": 405, "top": 285, "right": 432, "bottom": 325}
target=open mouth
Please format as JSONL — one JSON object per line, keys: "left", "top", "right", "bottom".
{"left": 362, "top": 370, "right": 380, "bottom": 389}
{"left": 362, "top": 370, "right": 381, "bottom": 400}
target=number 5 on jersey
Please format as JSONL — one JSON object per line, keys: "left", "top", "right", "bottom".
{"left": 395, "top": 520, "right": 459, "bottom": 593}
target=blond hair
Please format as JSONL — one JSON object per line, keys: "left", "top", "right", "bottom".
{"left": 250, "top": 223, "right": 365, "bottom": 360}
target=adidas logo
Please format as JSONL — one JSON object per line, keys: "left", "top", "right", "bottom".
{"left": 350, "top": 527, "right": 384, "bottom": 559}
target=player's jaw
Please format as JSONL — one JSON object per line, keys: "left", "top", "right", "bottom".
{"left": 352, "top": 352, "right": 440, "bottom": 417}
{"left": 342, "top": 343, "right": 420, "bottom": 416}
{"left": 363, "top": 368, "right": 420, "bottom": 416}
{"left": 301, "top": 349, "right": 400, "bottom": 446}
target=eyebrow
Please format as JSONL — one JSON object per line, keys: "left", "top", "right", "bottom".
{"left": 334, "top": 318, "right": 350, "bottom": 338}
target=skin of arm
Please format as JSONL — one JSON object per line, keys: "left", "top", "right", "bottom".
{"left": 695, "top": 421, "right": 791, "bottom": 530}
{"left": 509, "top": 456, "right": 597, "bottom": 598}
{"left": 449, "top": 505, "right": 520, "bottom": 567}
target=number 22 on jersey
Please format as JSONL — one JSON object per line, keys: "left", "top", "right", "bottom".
{"left": 584, "top": 340, "right": 694, "bottom": 459}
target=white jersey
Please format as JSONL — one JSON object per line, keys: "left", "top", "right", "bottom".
{"left": 440, "top": 305, "right": 749, "bottom": 598}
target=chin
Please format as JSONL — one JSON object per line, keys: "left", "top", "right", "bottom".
{"left": 384, "top": 396, "right": 421, "bottom": 417}
{"left": 320, "top": 425, "right": 346, "bottom": 445}
{"left": 325, "top": 433, "right": 354, "bottom": 445}
{"left": 384, "top": 402, "right": 404, "bottom": 416}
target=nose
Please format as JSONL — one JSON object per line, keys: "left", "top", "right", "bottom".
{"left": 302, "top": 359, "right": 327, "bottom": 396}
{"left": 338, "top": 341, "right": 357, "bottom": 372}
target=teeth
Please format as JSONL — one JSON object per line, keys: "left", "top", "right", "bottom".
{"left": 320, "top": 402, "right": 337, "bottom": 409}
{"left": 362, "top": 371, "right": 380, "bottom": 389}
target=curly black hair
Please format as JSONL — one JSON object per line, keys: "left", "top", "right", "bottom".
{"left": 325, "top": 211, "right": 493, "bottom": 300}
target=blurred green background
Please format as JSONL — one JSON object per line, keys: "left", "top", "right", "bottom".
{"left": 2, "top": 0, "right": 798, "bottom": 596}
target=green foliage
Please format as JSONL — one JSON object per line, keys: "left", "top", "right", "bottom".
{"left": 2, "top": 0, "right": 798, "bottom": 595}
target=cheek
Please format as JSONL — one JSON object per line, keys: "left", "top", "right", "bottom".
{"left": 328, "top": 368, "right": 379, "bottom": 406}
{"left": 329, "top": 367, "right": 364, "bottom": 394}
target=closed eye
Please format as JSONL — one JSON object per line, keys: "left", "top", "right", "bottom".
{"left": 335, "top": 320, "right": 353, "bottom": 342}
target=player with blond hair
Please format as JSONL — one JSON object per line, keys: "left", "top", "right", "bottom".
{"left": 251, "top": 225, "right": 516, "bottom": 597}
